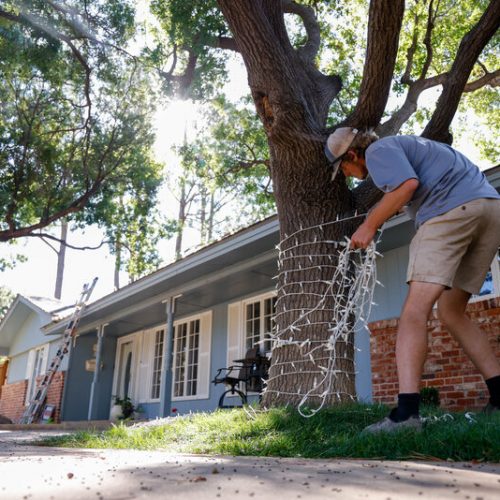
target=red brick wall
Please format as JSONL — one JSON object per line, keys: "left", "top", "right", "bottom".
{"left": 0, "top": 380, "right": 27, "bottom": 422}
{"left": 44, "top": 371, "right": 65, "bottom": 423}
{"left": 369, "top": 297, "right": 500, "bottom": 411}
{"left": 0, "top": 371, "right": 65, "bottom": 423}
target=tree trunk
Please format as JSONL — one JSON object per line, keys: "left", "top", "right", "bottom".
{"left": 199, "top": 185, "right": 207, "bottom": 245}
{"left": 208, "top": 191, "right": 215, "bottom": 242}
{"left": 265, "top": 137, "right": 359, "bottom": 408}
{"left": 216, "top": 0, "right": 365, "bottom": 408}
{"left": 175, "top": 180, "right": 187, "bottom": 260}
{"left": 114, "top": 235, "right": 122, "bottom": 291}
{"left": 54, "top": 220, "right": 68, "bottom": 300}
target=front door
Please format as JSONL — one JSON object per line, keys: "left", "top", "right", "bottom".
{"left": 117, "top": 340, "right": 135, "bottom": 400}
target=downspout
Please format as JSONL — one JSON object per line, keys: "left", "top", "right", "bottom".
{"left": 159, "top": 295, "right": 182, "bottom": 417}
{"left": 87, "top": 323, "right": 107, "bottom": 420}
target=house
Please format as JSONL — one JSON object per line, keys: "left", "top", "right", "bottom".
{"left": 0, "top": 296, "right": 72, "bottom": 422}
{"left": 1, "top": 165, "right": 499, "bottom": 423}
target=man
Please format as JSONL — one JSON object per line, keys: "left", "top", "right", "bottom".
{"left": 325, "top": 128, "right": 500, "bottom": 433}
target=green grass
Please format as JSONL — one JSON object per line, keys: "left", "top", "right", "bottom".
{"left": 39, "top": 404, "right": 500, "bottom": 461}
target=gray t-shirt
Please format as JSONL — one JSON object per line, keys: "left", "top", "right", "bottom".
{"left": 365, "top": 135, "right": 500, "bottom": 227}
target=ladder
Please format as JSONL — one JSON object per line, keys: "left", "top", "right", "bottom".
{"left": 19, "top": 278, "right": 98, "bottom": 424}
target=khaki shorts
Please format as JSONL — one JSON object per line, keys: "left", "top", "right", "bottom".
{"left": 407, "top": 198, "right": 500, "bottom": 294}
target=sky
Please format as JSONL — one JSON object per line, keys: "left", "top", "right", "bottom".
{"left": 0, "top": 7, "right": 494, "bottom": 307}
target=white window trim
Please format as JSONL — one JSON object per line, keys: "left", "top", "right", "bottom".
{"left": 25, "top": 343, "right": 49, "bottom": 406}
{"left": 241, "top": 290, "right": 276, "bottom": 355}
{"left": 138, "top": 325, "right": 166, "bottom": 404}
{"left": 226, "top": 291, "right": 276, "bottom": 398}
{"left": 150, "top": 327, "right": 166, "bottom": 402}
{"left": 171, "top": 311, "right": 212, "bottom": 402}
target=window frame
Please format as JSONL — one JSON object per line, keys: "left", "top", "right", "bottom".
{"left": 171, "top": 313, "right": 204, "bottom": 402}
{"left": 149, "top": 327, "right": 165, "bottom": 401}
{"left": 470, "top": 248, "right": 500, "bottom": 302}
{"left": 241, "top": 291, "right": 277, "bottom": 356}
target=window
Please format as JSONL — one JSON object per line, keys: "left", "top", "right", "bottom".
{"left": 173, "top": 318, "right": 200, "bottom": 398}
{"left": 244, "top": 294, "right": 276, "bottom": 353}
{"left": 150, "top": 328, "right": 164, "bottom": 400}
{"left": 25, "top": 344, "right": 49, "bottom": 405}
{"left": 474, "top": 249, "right": 500, "bottom": 300}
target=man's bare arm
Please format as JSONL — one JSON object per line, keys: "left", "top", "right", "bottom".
{"left": 350, "top": 178, "right": 420, "bottom": 249}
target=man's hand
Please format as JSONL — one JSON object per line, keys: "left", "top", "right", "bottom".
{"left": 350, "top": 222, "right": 377, "bottom": 249}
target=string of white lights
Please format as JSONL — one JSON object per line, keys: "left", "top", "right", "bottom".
{"left": 278, "top": 212, "right": 368, "bottom": 247}
{"left": 261, "top": 218, "right": 381, "bottom": 418}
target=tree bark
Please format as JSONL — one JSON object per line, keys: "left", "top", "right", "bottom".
{"left": 208, "top": 191, "right": 215, "bottom": 242}
{"left": 54, "top": 220, "right": 68, "bottom": 300}
{"left": 114, "top": 235, "right": 122, "bottom": 291}
{"left": 175, "top": 180, "right": 187, "bottom": 260}
{"left": 199, "top": 186, "right": 207, "bottom": 246}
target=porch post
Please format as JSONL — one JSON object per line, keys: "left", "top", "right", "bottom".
{"left": 87, "top": 323, "right": 107, "bottom": 420}
{"left": 159, "top": 295, "right": 181, "bottom": 417}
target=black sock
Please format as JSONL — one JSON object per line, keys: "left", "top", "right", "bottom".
{"left": 485, "top": 375, "right": 500, "bottom": 408}
{"left": 389, "top": 393, "right": 420, "bottom": 422}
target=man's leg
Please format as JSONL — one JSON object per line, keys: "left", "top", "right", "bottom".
{"left": 438, "top": 287, "right": 500, "bottom": 409}
{"left": 396, "top": 281, "right": 445, "bottom": 393}
{"left": 363, "top": 281, "right": 444, "bottom": 432}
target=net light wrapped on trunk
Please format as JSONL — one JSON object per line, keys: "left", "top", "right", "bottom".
{"left": 262, "top": 214, "right": 381, "bottom": 417}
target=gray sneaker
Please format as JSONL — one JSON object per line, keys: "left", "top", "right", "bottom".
{"left": 362, "top": 416, "right": 422, "bottom": 434}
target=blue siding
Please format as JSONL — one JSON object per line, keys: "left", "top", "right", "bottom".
{"left": 370, "top": 245, "right": 410, "bottom": 322}
{"left": 61, "top": 333, "right": 117, "bottom": 421}
{"left": 355, "top": 326, "right": 372, "bottom": 402}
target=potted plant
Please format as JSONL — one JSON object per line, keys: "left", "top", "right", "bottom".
{"left": 109, "top": 396, "right": 122, "bottom": 421}
{"left": 111, "top": 396, "right": 136, "bottom": 420}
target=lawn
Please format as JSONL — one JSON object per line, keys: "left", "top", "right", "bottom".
{"left": 40, "top": 404, "right": 500, "bottom": 461}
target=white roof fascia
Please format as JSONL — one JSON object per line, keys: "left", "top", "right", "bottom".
{"left": 0, "top": 295, "right": 23, "bottom": 336}
{"left": 0, "top": 295, "right": 51, "bottom": 335}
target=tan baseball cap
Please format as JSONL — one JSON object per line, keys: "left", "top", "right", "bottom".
{"left": 324, "top": 127, "right": 358, "bottom": 180}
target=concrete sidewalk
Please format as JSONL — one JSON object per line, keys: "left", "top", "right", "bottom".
{"left": 0, "top": 429, "right": 499, "bottom": 499}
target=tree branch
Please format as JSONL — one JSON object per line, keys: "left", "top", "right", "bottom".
{"left": 401, "top": 9, "right": 420, "bottom": 85}
{"left": 346, "top": 0, "right": 405, "bottom": 128}
{"left": 379, "top": 68, "right": 500, "bottom": 138}
{"left": 464, "top": 68, "right": 500, "bottom": 92}
{"left": 419, "top": 0, "right": 438, "bottom": 80}
{"left": 5, "top": 5, "right": 93, "bottom": 134}
{"left": 231, "top": 159, "right": 270, "bottom": 172}
{"left": 30, "top": 233, "right": 109, "bottom": 251}
{"left": 0, "top": 177, "right": 103, "bottom": 242}
{"left": 422, "top": 0, "right": 500, "bottom": 143}
{"left": 158, "top": 46, "right": 199, "bottom": 97}
{"left": 214, "top": 36, "right": 240, "bottom": 52}
{"left": 282, "top": 0, "right": 321, "bottom": 61}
